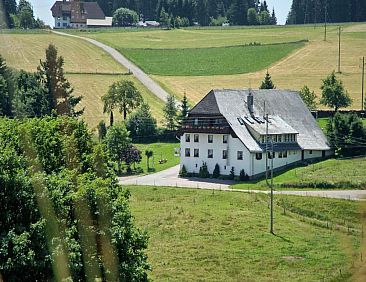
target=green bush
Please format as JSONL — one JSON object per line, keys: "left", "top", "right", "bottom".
{"left": 179, "top": 165, "right": 188, "bottom": 177}
{"left": 240, "top": 169, "right": 249, "bottom": 181}
{"left": 199, "top": 162, "right": 210, "bottom": 178}
{"left": 229, "top": 167, "right": 235, "bottom": 180}
{"left": 212, "top": 164, "right": 220, "bottom": 178}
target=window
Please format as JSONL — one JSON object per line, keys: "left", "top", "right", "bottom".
{"left": 256, "top": 153, "right": 262, "bottom": 160}
{"left": 194, "top": 134, "right": 199, "bottom": 143}
{"left": 283, "top": 151, "right": 288, "bottom": 158}
{"left": 237, "top": 151, "right": 243, "bottom": 160}
{"left": 274, "top": 135, "right": 277, "bottom": 142}
{"left": 278, "top": 135, "right": 282, "bottom": 142}
{"left": 208, "top": 135, "right": 213, "bottom": 143}
{"left": 222, "top": 150, "right": 228, "bottom": 159}
{"left": 223, "top": 135, "right": 228, "bottom": 144}
{"left": 57, "top": 22, "right": 61, "bottom": 27}
{"left": 63, "top": 16, "right": 67, "bottom": 21}
{"left": 278, "top": 152, "right": 283, "bottom": 158}
{"left": 63, "top": 22, "right": 67, "bottom": 27}
{"left": 186, "top": 134, "right": 190, "bottom": 142}
{"left": 261, "top": 136, "right": 265, "bottom": 143}
{"left": 208, "top": 149, "right": 213, "bottom": 158}
{"left": 194, "top": 118, "right": 198, "bottom": 125}
{"left": 285, "top": 135, "right": 288, "bottom": 142}
{"left": 268, "top": 152, "right": 275, "bottom": 159}
{"left": 185, "top": 148, "right": 190, "bottom": 157}
{"left": 194, "top": 149, "right": 199, "bottom": 158}
{"left": 309, "top": 150, "right": 313, "bottom": 155}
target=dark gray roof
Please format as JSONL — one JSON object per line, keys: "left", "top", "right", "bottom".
{"left": 51, "top": 1, "right": 105, "bottom": 22}
{"left": 189, "top": 89, "right": 330, "bottom": 152}
{"left": 244, "top": 115, "right": 298, "bottom": 135}
{"left": 190, "top": 90, "right": 221, "bottom": 116}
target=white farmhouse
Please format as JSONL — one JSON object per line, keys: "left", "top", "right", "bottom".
{"left": 179, "top": 89, "right": 333, "bottom": 179}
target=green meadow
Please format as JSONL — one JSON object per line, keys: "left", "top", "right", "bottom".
{"left": 120, "top": 41, "right": 306, "bottom": 76}
{"left": 129, "top": 186, "right": 360, "bottom": 281}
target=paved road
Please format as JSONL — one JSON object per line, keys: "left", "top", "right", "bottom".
{"left": 52, "top": 30, "right": 171, "bottom": 103}
{"left": 119, "top": 165, "right": 366, "bottom": 201}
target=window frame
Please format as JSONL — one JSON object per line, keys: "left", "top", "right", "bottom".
{"left": 194, "top": 149, "right": 199, "bottom": 158}
{"left": 185, "top": 134, "right": 190, "bottom": 142}
{"left": 194, "top": 134, "right": 199, "bottom": 143}
{"left": 208, "top": 149, "right": 213, "bottom": 159}
{"left": 223, "top": 135, "right": 228, "bottom": 144}
{"left": 208, "top": 135, "right": 213, "bottom": 143}
{"left": 256, "top": 153, "right": 262, "bottom": 160}
{"left": 222, "top": 150, "right": 228, "bottom": 160}
{"left": 185, "top": 148, "right": 191, "bottom": 157}
{"left": 237, "top": 151, "right": 243, "bottom": 160}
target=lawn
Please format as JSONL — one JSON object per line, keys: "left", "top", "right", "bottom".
{"left": 128, "top": 185, "right": 360, "bottom": 281}
{"left": 0, "top": 32, "right": 165, "bottom": 128}
{"left": 134, "top": 142, "right": 180, "bottom": 174}
{"left": 120, "top": 41, "right": 305, "bottom": 76}
{"left": 232, "top": 157, "right": 366, "bottom": 190}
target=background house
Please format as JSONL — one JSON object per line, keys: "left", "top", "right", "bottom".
{"left": 179, "top": 89, "right": 333, "bottom": 179}
{"left": 51, "top": 0, "right": 112, "bottom": 28}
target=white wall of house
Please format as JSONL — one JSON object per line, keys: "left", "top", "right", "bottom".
{"left": 54, "top": 16, "right": 70, "bottom": 28}
{"left": 180, "top": 133, "right": 330, "bottom": 177}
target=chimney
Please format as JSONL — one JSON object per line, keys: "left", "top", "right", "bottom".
{"left": 247, "top": 90, "right": 254, "bottom": 116}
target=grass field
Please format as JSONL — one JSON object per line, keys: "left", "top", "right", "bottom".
{"left": 121, "top": 41, "right": 305, "bottom": 76}
{"left": 152, "top": 24, "right": 366, "bottom": 108}
{"left": 134, "top": 142, "right": 180, "bottom": 174}
{"left": 232, "top": 157, "right": 366, "bottom": 190}
{"left": 69, "top": 23, "right": 366, "bottom": 109}
{"left": 129, "top": 185, "right": 360, "bottom": 281}
{"left": 0, "top": 32, "right": 165, "bottom": 128}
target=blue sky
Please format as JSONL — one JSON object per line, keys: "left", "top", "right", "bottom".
{"left": 29, "top": 0, "right": 292, "bottom": 27}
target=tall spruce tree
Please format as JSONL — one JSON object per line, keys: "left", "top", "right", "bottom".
{"left": 163, "top": 94, "right": 178, "bottom": 131}
{"left": 178, "top": 92, "right": 190, "bottom": 124}
{"left": 37, "top": 44, "right": 83, "bottom": 117}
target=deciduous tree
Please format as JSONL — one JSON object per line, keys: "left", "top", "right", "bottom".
{"left": 299, "top": 85, "right": 317, "bottom": 111}
{"left": 163, "top": 94, "right": 178, "bottom": 131}
{"left": 320, "top": 71, "right": 351, "bottom": 112}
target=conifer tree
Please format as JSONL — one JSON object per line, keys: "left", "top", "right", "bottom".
{"left": 178, "top": 92, "right": 190, "bottom": 124}
{"left": 163, "top": 94, "right": 178, "bottom": 131}
{"left": 37, "top": 44, "right": 83, "bottom": 117}
{"left": 259, "top": 70, "right": 276, "bottom": 89}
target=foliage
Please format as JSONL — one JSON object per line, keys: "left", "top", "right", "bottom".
{"left": 320, "top": 71, "right": 351, "bottom": 112}
{"left": 229, "top": 167, "right": 235, "bottom": 180}
{"left": 326, "top": 112, "right": 366, "bottom": 156}
{"left": 126, "top": 103, "right": 157, "bottom": 138}
{"left": 247, "top": 8, "right": 259, "bottom": 25}
{"left": 104, "top": 122, "right": 132, "bottom": 171}
{"left": 112, "top": 7, "right": 138, "bottom": 27}
{"left": 37, "top": 44, "right": 83, "bottom": 117}
{"left": 13, "top": 70, "right": 50, "bottom": 117}
{"left": 212, "top": 163, "right": 220, "bottom": 178}
{"left": 178, "top": 92, "right": 190, "bottom": 124}
{"left": 97, "top": 120, "right": 107, "bottom": 141}
{"left": 0, "top": 55, "right": 14, "bottom": 116}
{"left": 287, "top": 0, "right": 366, "bottom": 25}
{"left": 163, "top": 94, "right": 178, "bottom": 131}
{"left": 259, "top": 70, "right": 275, "bottom": 89}
{"left": 124, "top": 145, "right": 142, "bottom": 171}
{"left": 299, "top": 85, "right": 317, "bottom": 111}
{"left": 159, "top": 8, "right": 171, "bottom": 28}
{"left": 209, "top": 16, "right": 228, "bottom": 26}
{"left": 179, "top": 164, "right": 188, "bottom": 177}
{"left": 0, "top": 117, "right": 150, "bottom": 280}
{"left": 198, "top": 162, "right": 210, "bottom": 178}
{"left": 106, "top": 80, "right": 143, "bottom": 120}
{"left": 145, "top": 150, "right": 153, "bottom": 171}
{"left": 239, "top": 169, "right": 249, "bottom": 181}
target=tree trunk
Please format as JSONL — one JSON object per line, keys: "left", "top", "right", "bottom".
{"left": 110, "top": 111, "right": 114, "bottom": 127}
{"left": 146, "top": 157, "right": 149, "bottom": 170}
{"left": 123, "top": 108, "right": 127, "bottom": 120}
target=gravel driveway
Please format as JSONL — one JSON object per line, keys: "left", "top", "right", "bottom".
{"left": 119, "top": 165, "right": 366, "bottom": 201}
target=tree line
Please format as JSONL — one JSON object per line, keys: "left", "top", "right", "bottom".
{"left": 287, "top": 0, "right": 366, "bottom": 25}
{"left": 89, "top": 0, "right": 277, "bottom": 27}
{"left": 2, "top": 0, "right": 46, "bottom": 29}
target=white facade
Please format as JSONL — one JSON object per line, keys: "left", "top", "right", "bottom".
{"left": 180, "top": 132, "right": 328, "bottom": 178}
{"left": 55, "top": 16, "right": 71, "bottom": 28}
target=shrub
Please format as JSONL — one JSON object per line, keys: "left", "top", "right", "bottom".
{"left": 179, "top": 165, "right": 188, "bottom": 177}
{"left": 229, "top": 167, "right": 235, "bottom": 180}
{"left": 199, "top": 162, "right": 210, "bottom": 178}
{"left": 240, "top": 169, "right": 249, "bottom": 181}
{"left": 212, "top": 163, "right": 220, "bottom": 178}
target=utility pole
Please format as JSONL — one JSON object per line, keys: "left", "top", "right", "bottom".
{"left": 324, "top": 4, "right": 327, "bottom": 41}
{"left": 265, "top": 114, "right": 274, "bottom": 234}
{"left": 338, "top": 26, "right": 341, "bottom": 73}
{"left": 362, "top": 57, "right": 365, "bottom": 111}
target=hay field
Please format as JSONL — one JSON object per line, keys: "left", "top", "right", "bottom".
{"left": 0, "top": 32, "right": 164, "bottom": 128}
{"left": 153, "top": 24, "right": 366, "bottom": 108}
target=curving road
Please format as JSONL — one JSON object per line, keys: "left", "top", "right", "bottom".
{"left": 52, "top": 30, "right": 171, "bottom": 103}
{"left": 119, "top": 165, "right": 366, "bottom": 201}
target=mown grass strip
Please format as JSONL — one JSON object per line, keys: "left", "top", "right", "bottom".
{"left": 120, "top": 41, "right": 306, "bottom": 76}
